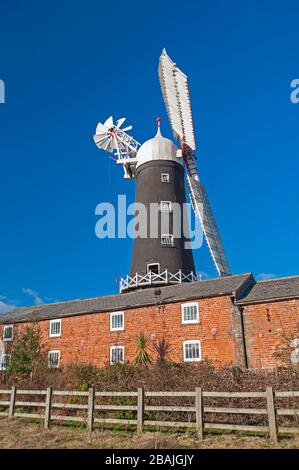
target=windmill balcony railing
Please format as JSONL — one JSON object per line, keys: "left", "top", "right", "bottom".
{"left": 119, "top": 269, "right": 201, "bottom": 292}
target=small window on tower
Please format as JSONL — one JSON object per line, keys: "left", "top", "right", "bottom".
{"left": 161, "top": 234, "right": 174, "bottom": 246}
{"left": 161, "top": 173, "right": 169, "bottom": 183}
{"left": 160, "top": 201, "right": 172, "bottom": 212}
{"left": 147, "top": 263, "right": 160, "bottom": 275}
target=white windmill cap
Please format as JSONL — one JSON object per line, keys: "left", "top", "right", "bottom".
{"left": 136, "top": 118, "right": 183, "bottom": 169}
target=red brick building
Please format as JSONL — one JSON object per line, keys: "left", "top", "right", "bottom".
{"left": 1, "top": 273, "right": 298, "bottom": 370}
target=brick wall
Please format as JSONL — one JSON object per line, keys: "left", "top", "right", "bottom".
{"left": 242, "top": 299, "right": 299, "bottom": 368}
{"left": 0, "top": 294, "right": 243, "bottom": 368}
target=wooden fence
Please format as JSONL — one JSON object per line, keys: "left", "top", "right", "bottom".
{"left": 1, "top": 387, "right": 299, "bottom": 443}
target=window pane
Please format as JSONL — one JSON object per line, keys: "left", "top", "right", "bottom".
{"left": 48, "top": 352, "right": 59, "bottom": 367}
{"left": 4, "top": 326, "right": 13, "bottom": 340}
{"left": 161, "top": 235, "right": 173, "bottom": 246}
{"left": 185, "top": 344, "right": 191, "bottom": 359}
{"left": 0, "top": 354, "right": 11, "bottom": 370}
{"left": 51, "top": 321, "right": 61, "bottom": 336}
{"left": 183, "top": 305, "right": 198, "bottom": 322}
{"left": 112, "top": 314, "right": 123, "bottom": 329}
{"left": 160, "top": 201, "right": 171, "bottom": 212}
{"left": 184, "top": 342, "right": 200, "bottom": 360}
{"left": 111, "top": 347, "right": 123, "bottom": 364}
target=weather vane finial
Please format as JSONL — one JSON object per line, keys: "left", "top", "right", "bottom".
{"left": 156, "top": 117, "right": 161, "bottom": 135}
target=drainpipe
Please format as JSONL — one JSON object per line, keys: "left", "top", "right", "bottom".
{"left": 237, "top": 303, "right": 249, "bottom": 369}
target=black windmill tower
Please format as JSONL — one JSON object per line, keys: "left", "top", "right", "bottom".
{"left": 93, "top": 50, "right": 231, "bottom": 292}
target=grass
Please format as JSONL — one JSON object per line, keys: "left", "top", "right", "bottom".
{"left": 0, "top": 419, "right": 299, "bottom": 449}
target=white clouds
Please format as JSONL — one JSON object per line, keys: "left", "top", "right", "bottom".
{"left": 0, "top": 294, "right": 16, "bottom": 314}
{"left": 1, "top": 288, "right": 52, "bottom": 314}
{"left": 22, "top": 288, "right": 44, "bottom": 305}
{"left": 0, "top": 301, "right": 16, "bottom": 314}
{"left": 256, "top": 273, "right": 277, "bottom": 281}
{"left": 0, "top": 287, "right": 47, "bottom": 314}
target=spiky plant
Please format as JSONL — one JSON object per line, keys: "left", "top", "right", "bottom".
{"left": 153, "top": 338, "right": 173, "bottom": 364}
{"left": 133, "top": 332, "right": 153, "bottom": 368}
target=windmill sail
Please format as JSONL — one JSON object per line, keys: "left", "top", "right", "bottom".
{"left": 186, "top": 159, "right": 231, "bottom": 276}
{"left": 158, "top": 48, "right": 196, "bottom": 152}
{"left": 158, "top": 49, "right": 231, "bottom": 276}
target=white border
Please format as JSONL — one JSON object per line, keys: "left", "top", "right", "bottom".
{"left": 160, "top": 201, "right": 172, "bottom": 212}
{"left": 49, "top": 319, "right": 61, "bottom": 338}
{"left": 147, "top": 263, "right": 160, "bottom": 275}
{"left": 161, "top": 234, "right": 174, "bottom": 246}
{"left": 161, "top": 173, "right": 170, "bottom": 183}
{"left": 110, "top": 312, "right": 124, "bottom": 332}
{"left": 110, "top": 346, "right": 124, "bottom": 365}
{"left": 0, "top": 353, "right": 11, "bottom": 370}
{"left": 181, "top": 302, "right": 199, "bottom": 324}
{"left": 48, "top": 350, "right": 61, "bottom": 368}
{"left": 3, "top": 324, "right": 13, "bottom": 341}
{"left": 183, "top": 340, "right": 202, "bottom": 362}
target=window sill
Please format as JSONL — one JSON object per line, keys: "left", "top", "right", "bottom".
{"left": 182, "top": 320, "right": 200, "bottom": 325}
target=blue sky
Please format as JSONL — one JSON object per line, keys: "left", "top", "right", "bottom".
{"left": 0, "top": 0, "right": 298, "bottom": 312}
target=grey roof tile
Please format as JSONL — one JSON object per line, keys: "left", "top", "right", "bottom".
{"left": 237, "top": 275, "right": 299, "bottom": 304}
{"left": 0, "top": 273, "right": 252, "bottom": 324}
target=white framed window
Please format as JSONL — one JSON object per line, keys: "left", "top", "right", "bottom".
{"left": 161, "top": 234, "right": 174, "bottom": 246}
{"left": 0, "top": 354, "right": 11, "bottom": 371}
{"left": 49, "top": 319, "right": 61, "bottom": 338}
{"left": 3, "top": 325, "right": 13, "bottom": 341}
{"left": 181, "top": 302, "right": 199, "bottom": 324}
{"left": 160, "top": 201, "right": 172, "bottom": 212}
{"left": 183, "top": 340, "right": 202, "bottom": 362}
{"left": 161, "top": 173, "right": 169, "bottom": 183}
{"left": 110, "top": 311, "right": 124, "bottom": 331}
{"left": 110, "top": 346, "right": 124, "bottom": 365}
{"left": 48, "top": 350, "right": 60, "bottom": 368}
{"left": 147, "top": 263, "right": 160, "bottom": 275}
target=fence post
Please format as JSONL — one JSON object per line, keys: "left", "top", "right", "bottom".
{"left": 87, "top": 387, "right": 95, "bottom": 432}
{"left": 266, "top": 387, "right": 277, "bottom": 443}
{"left": 8, "top": 386, "right": 16, "bottom": 418}
{"left": 137, "top": 387, "right": 144, "bottom": 433}
{"left": 195, "top": 387, "right": 204, "bottom": 439}
{"left": 44, "top": 387, "right": 52, "bottom": 430}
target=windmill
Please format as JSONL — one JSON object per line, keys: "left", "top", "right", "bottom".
{"left": 93, "top": 49, "right": 230, "bottom": 292}
{"left": 158, "top": 49, "right": 230, "bottom": 277}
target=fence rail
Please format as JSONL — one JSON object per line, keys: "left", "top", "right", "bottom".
{"left": 0, "top": 386, "right": 299, "bottom": 442}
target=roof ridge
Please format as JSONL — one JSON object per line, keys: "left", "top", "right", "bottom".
{"left": 0, "top": 273, "right": 252, "bottom": 323}
{"left": 8, "top": 273, "right": 252, "bottom": 312}
{"left": 256, "top": 274, "right": 299, "bottom": 284}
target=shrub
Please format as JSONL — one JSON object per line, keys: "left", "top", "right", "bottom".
{"left": 133, "top": 332, "right": 153, "bottom": 368}
{"left": 152, "top": 338, "right": 172, "bottom": 363}
{"left": 8, "top": 319, "right": 47, "bottom": 383}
